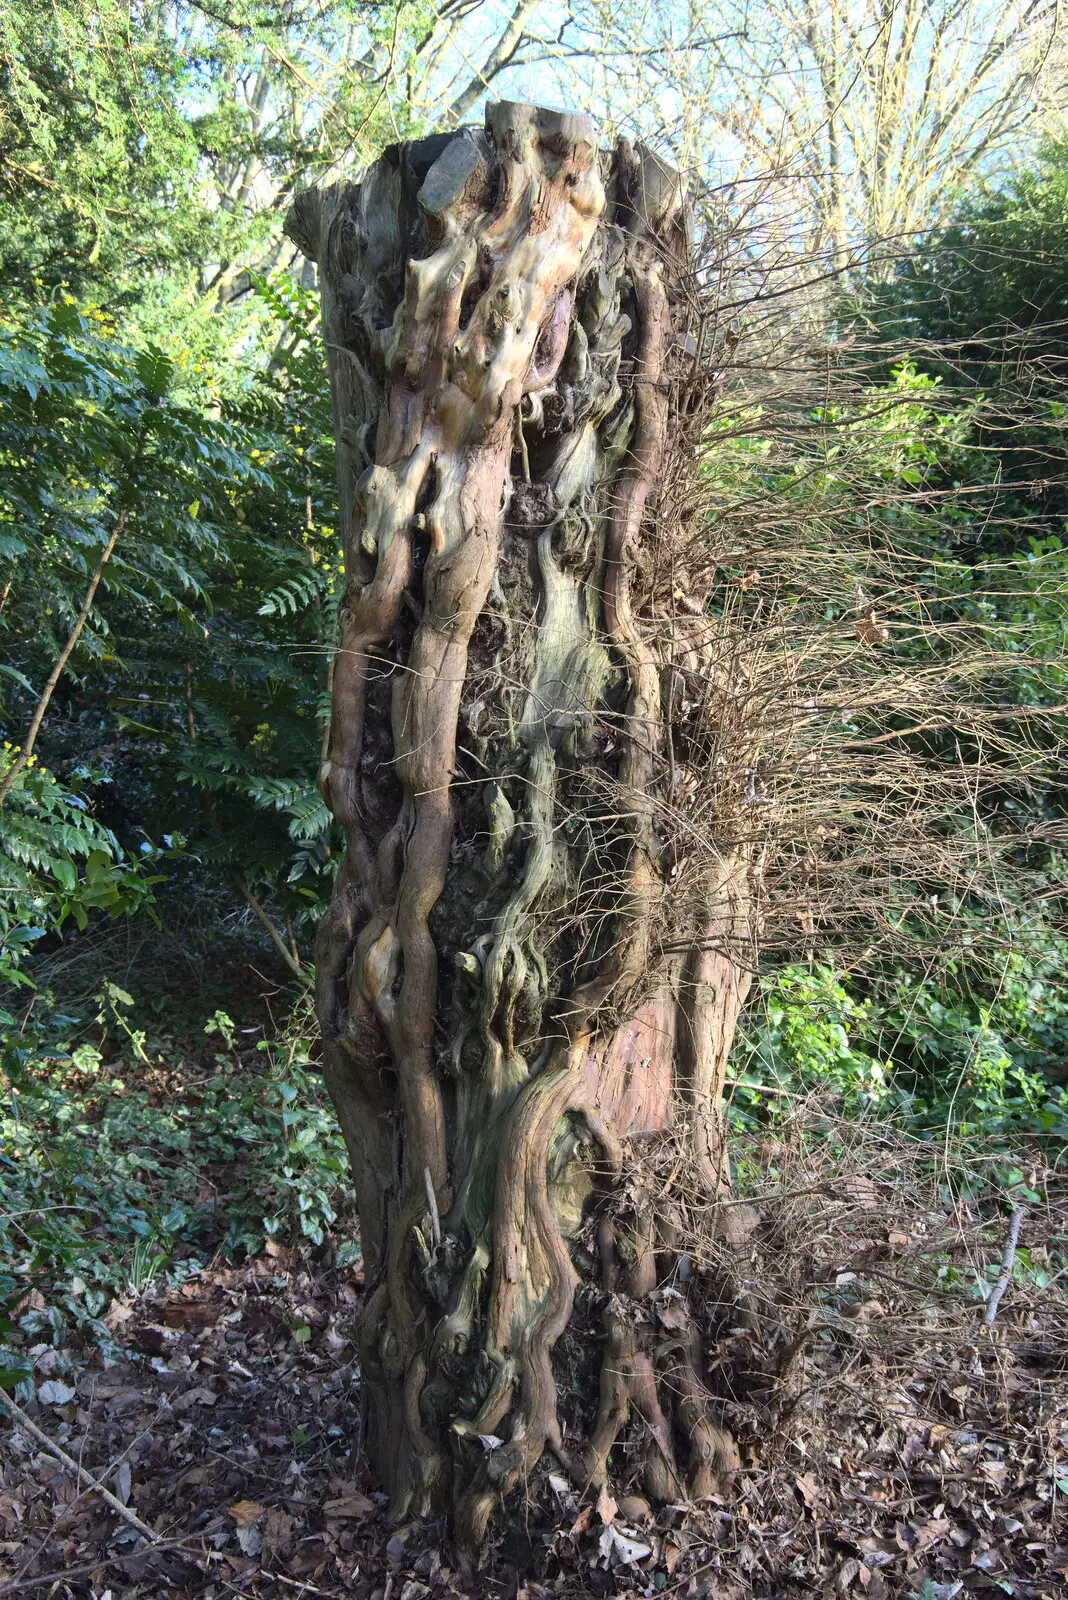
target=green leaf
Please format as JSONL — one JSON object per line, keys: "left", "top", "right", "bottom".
{"left": 51, "top": 858, "right": 77, "bottom": 891}
{"left": 134, "top": 347, "right": 175, "bottom": 401}
{"left": 0, "top": 663, "right": 35, "bottom": 693}
{"left": 0, "top": 1365, "right": 34, "bottom": 1392}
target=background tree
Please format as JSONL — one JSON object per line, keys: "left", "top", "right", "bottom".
{"left": 557, "top": 0, "right": 1066, "bottom": 269}
{"left": 0, "top": 0, "right": 574, "bottom": 971}
{"left": 1, "top": 1, "right": 556, "bottom": 325}
{"left": 0, "top": 290, "right": 341, "bottom": 982}
{"left": 866, "top": 140, "right": 1068, "bottom": 543}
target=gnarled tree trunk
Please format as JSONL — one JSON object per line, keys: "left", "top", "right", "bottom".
{"left": 286, "top": 101, "right": 758, "bottom": 1547}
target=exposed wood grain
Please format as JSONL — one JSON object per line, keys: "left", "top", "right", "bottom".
{"left": 287, "top": 101, "right": 754, "bottom": 1541}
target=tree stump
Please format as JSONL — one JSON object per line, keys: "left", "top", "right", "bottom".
{"left": 286, "top": 100, "right": 756, "bottom": 1547}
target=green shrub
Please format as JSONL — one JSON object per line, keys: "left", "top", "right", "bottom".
{"left": 732, "top": 939, "right": 1068, "bottom": 1141}
{"left": 0, "top": 987, "right": 353, "bottom": 1369}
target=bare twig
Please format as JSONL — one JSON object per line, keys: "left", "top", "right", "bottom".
{"left": 256, "top": 1570, "right": 353, "bottom": 1598}
{"left": 715, "top": 1182, "right": 843, "bottom": 1210}
{"left": 424, "top": 1164, "right": 442, "bottom": 1247}
{"left": 0, "top": 510, "right": 125, "bottom": 806}
{"left": 0, "top": 1389, "right": 159, "bottom": 1543}
{"left": 0, "top": 1524, "right": 226, "bottom": 1596}
{"left": 233, "top": 872, "right": 308, "bottom": 982}
{"left": 982, "top": 1205, "right": 1027, "bottom": 1327}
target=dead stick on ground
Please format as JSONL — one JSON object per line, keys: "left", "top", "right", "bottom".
{"left": 714, "top": 1183, "right": 834, "bottom": 1210}
{"left": 983, "top": 1205, "right": 1027, "bottom": 1328}
{"left": 3, "top": 1415, "right": 158, "bottom": 1591}
{"left": 0, "top": 1526, "right": 227, "bottom": 1597}
{"left": 0, "top": 1391, "right": 160, "bottom": 1543}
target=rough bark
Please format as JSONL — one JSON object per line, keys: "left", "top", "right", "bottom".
{"left": 286, "top": 101, "right": 757, "bottom": 1545}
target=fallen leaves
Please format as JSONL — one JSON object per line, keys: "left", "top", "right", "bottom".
{"left": 104, "top": 1297, "right": 135, "bottom": 1330}
{"left": 617, "top": 1493, "right": 652, "bottom": 1525}
{"left": 2, "top": 1149, "right": 1066, "bottom": 1600}
{"left": 228, "top": 1499, "right": 263, "bottom": 1527}
{"left": 323, "top": 1489, "right": 375, "bottom": 1519}
{"left": 594, "top": 1482, "right": 617, "bottom": 1525}
{"left": 229, "top": 1498, "right": 265, "bottom": 1557}
{"left": 796, "top": 1471, "right": 823, "bottom": 1511}
{"left": 36, "top": 1379, "right": 76, "bottom": 1407}
{"left": 172, "top": 1384, "right": 218, "bottom": 1413}
{"left": 596, "top": 1523, "right": 653, "bottom": 1569}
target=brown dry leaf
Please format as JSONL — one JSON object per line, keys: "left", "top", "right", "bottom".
{"left": 596, "top": 1483, "right": 618, "bottom": 1525}
{"left": 656, "top": 1297, "right": 689, "bottom": 1332}
{"left": 228, "top": 1499, "right": 263, "bottom": 1528}
{"left": 103, "top": 1298, "right": 134, "bottom": 1329}
{"left": 887, "top": 1230, "right": 911, "bottom": 1251}
{"left": 796, "top": 1472, "right": 823, "bottom": 1510}
{"left": 569, "top": 1504, "right": 593, "bottom": 1538}
{"left": 264, "top": 1507, "right": 294, "bottom": 1556}
{"left": 855, "top": 611, "right": 890, "bottom": 645}
{"left": 840, "top": 1176, "right": 879, "bottom": 1210}
{"left": 716, "top": 1202, "right": 760, "bottom": 1246}
{"left": 834, "top": 1557, "right": 861, "bottom": 1594}
{"left": 913, "top": 1516, "right": 951, "bottom": 1553}
{"left": 173, "top": 1384, "right": 218, "bottom": 1412}
{"left": 263, "top": 1239, "right": 298, "bottom": 1267}
{"left": 322, "top": 1491, "right": 375, "bottom": 1519}
{"left": 104, "top": 1387, "right": 146, "bottom": 1417}
{"left": 617, "top": 1495, "right": 652, "bottom": 1526}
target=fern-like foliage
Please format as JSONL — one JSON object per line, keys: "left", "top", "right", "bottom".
{"left": 0, "top": 753, "right": 162, "bottom": 1014}
{"left": 0, "top": 289, "right": 342, "bottom": 968}
{"left": 258, "top": 566, "right": 330, "bottom": 618}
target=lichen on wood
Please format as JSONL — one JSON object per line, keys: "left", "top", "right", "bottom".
{"left": 286, "top": 99, "right": 757, "bottom": 1544}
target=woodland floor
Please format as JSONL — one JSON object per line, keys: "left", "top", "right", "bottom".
{"left": 2, "top": 1141, "right": 1067, "bottom": 1600}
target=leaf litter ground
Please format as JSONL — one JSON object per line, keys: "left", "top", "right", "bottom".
{"left": 2, "top": 1122, "right": 1067, "bottom": 1600}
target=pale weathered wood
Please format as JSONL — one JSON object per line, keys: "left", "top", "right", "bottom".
{"left": 286, "top": 101, "right": 752, "bottom": 1544}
